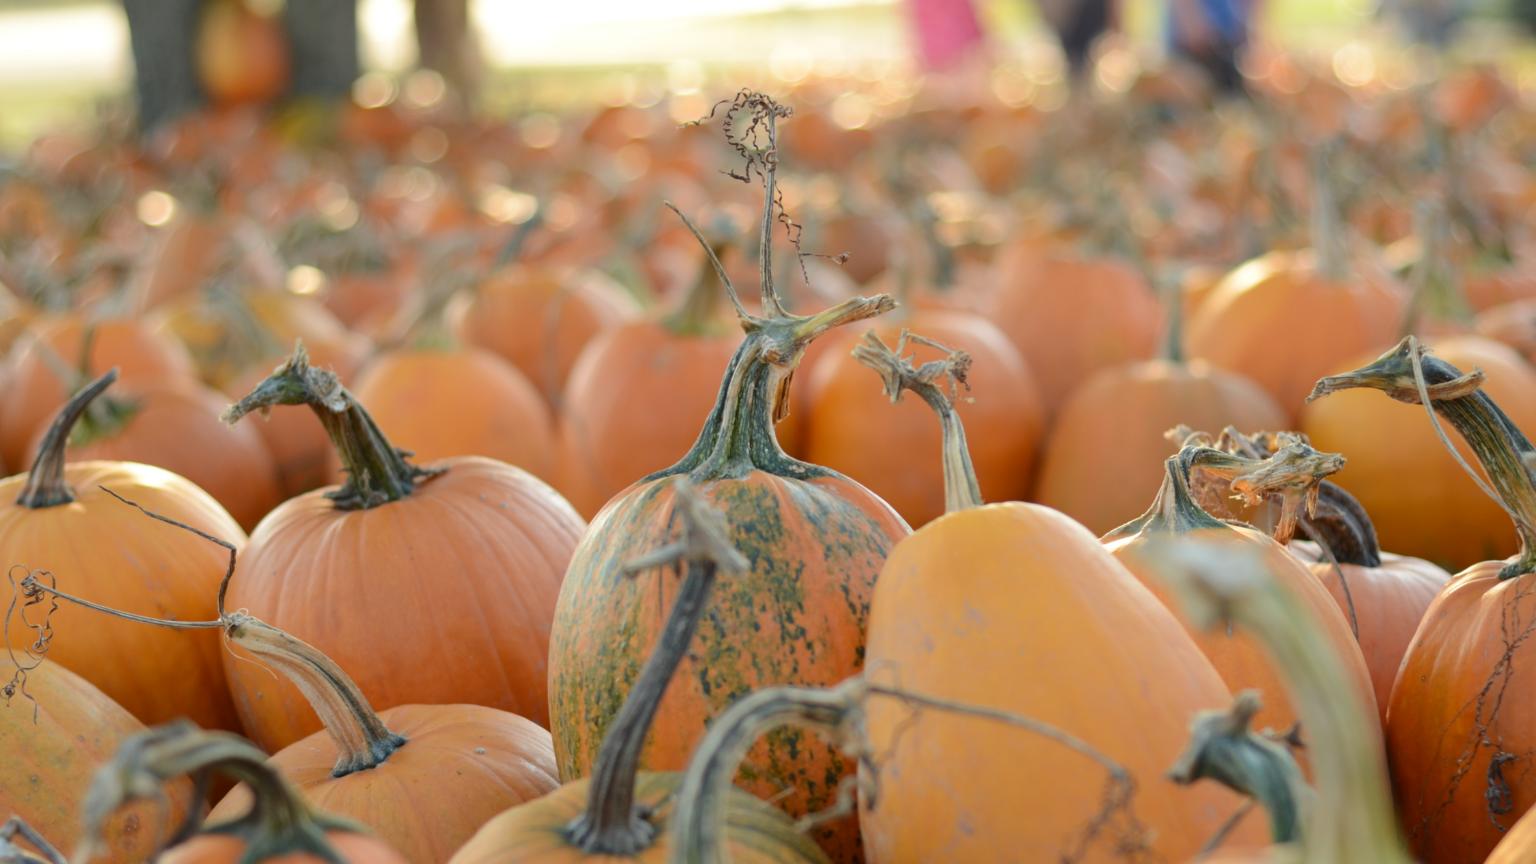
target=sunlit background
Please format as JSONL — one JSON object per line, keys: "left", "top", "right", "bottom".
{"left": 0, "top": 0, "right": 1511, "bottom": 149}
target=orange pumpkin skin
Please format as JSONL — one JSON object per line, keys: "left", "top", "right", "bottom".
{"left": 1385, "top": 561, "right": 1536, "bottom": 863}
{"left": 447, "top": 772, "right": 828, "bottom": 864}
{"left": 160, "top": 831, "right": 407, "bottom": 864}
{"left": 1186, "top": 252, "right": 1405, "bottom": 420}
{"left": 549, "top": 474, "right": 908, "bottom": 862}
{"left": 1487, "top": 802, "right": 1536, "bottom": 864}
{"left": 860, "top": 504, "right": 1267, "bottom": 862}
{"left": 342, "top": 349, "right": 556, "bottom": 481}
{"left": 802, "top": 312, "right": 1044, "bottom": 528}
{"left": 1475, "top": 298, "right": 1536, "bottom": 366}
{"left": 37, "top": 384, "right": 285, "bottom": 533}
{"left": 1034, "top": 359, "right": 1287, "bottom": 536}
{"left": 0, "top": 657, "right": 197, "bottom": 864}
{"left": 0, "top": 462, "right": 246, "bottom": 733}
{"left": 210, "top": 704, "right": 561, "bottom": 864}
{"left": 194, "top": 0, "right": 291, "bottom": 108}
{"left": 0, "top": 316, "right": 195, "bottom": 470}
{"left": 1302, "top": 337, "right": 1536, "bottom": 572}
{"left": 554, "top": 321, "right": 740, "bottom": 519}
{"left": 1463, "top": 269, "right": 1536, "bottom": 314}
{"left": 1108, "top": 524, "right": 1380, "bottom": 747}
{"left": 450, "top": 267, "right": 640, "bottom": 406}
{"left": 224, "top": 457, "right": 583, "bottom": 754}
{"left": 1291, "top": 543, "right": 1450, "bottom": 728}
{"left": 991, "top": 254, "right": 1161, "bottom": 418}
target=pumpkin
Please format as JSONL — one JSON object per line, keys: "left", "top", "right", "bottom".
{"left": 548, "top": 94, "right": 906, "bottom": 864}
{"left": 0, "top": 370, "right": 247, "bottom": 732}
{"left": 194, "top": 0, "right": 291, "bottom": 108}
{"left": 801, "top": 311, "right": 1044, "bottom": 527}
{"left": 553, "top": 246, "right": 742, "bottom": 519}
{"left": 24, "top": 380, "right": 284, "bottom": 532}
{"left": 0, "top": 315, "right": 195, "bottom": 471}
{"left": 1474, "top": 297, "right": 1536, "bottom": 365}
{"left": 208, "top": 618, "right": 560, "bottom": 864}
{"left": 340, "top": 347, "right": 556, "bottom": 481}
{"left": 991, "top": 251, "right": 1162, "bottom": 418}
{"left": 220, "top": 345, "right": 584, "bottom": 753}
{"left": 1034, "top": 295, "right": 1287, "bottom": 535}
{"left": 1103, "top": 439, "right": 1382, "bottom": 746}
{"left": 1284, "top": 483, "right": 1450, "bottom": 728}
{"left": 0, "top": 657, "right": 196, "bottom": 864}
{"left": 847, "top": 330, "right": 1266, "bottom": 861}
{"left": 1487, "top": 805, "right": 1536, "bottom": 864}
{"left": 451, "top": 479, "right": 828, "bottom": 864}
{"left": 1301, "top": 335, "right": 1536, "bottom": 571}
{"left": 448, "top": 265, "right": 639, "bottom": 407}
{"left": 1185, "top": 154, "right": 1407, "bottom": 421}
{"left": 1308, "top": 337, "right": 1536, "bottom": 864}
{"left": 80, "top": 722, "right": 407, "bottom": 864}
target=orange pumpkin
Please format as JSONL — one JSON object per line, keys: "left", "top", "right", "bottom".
{"left": 991, "top": 252, "right": 1162, "bottom": 418}
{"left": 0, "top": 657, "right": 196, "bottom": 864}
{"left": 1301, "top": 335, "right": 1536, "bottom": 572}
{"left": 549, "top": 100, "right": 906, "bottom": 864}
{"left": 340, "top": 347, "right": 556, "bottom": 480}
{"left": 802, "top": 312, "right": 1044, "bottom": 527}
{"left": 221, "top": 346, "right": 584, "bottom": 754}
{"left": 1310, "top": 337, "right": 1536, "bottom": 863}
{"left": 1487, "top": 805, "right": 1536, "bottom": 864}
{"left": 849, "top": 330, "right": 1265, "bottom": 861}
{"left": 0, "top": 315, "right": 195, "bottom": 471}
{"left": 195, "top": 0, "right": 291, "bottom": 108}
{"left": 1186, "top": 250, "right": 1405, "bottom": 420}
{"left": 208, "top": 618, "right": 560, "bottom": 864}
{"left": 449, "top": 265, "right": 639, "bottom": 407}
{"left": 0, "top": 371, "right": 247, "bottom": 733}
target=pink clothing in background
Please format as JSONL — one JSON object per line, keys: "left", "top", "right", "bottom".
{"left": 911, "top": 0, "right": 984, "bottom": 69}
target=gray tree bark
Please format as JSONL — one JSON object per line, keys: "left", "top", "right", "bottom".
{"left": 121, "top": 0, "right": 204, "bottom": 134}
{"left": 414, "top": 0, "right": 479, "bottom": 104}
{"left": 285, "top": 0, "right": 360, "bottom": 100}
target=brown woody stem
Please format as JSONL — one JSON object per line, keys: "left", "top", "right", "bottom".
{"left": 1309, "top": 336, "right": 1536, "bottom": 578}
{"left": 222, "top": 343, "right": 443, "bottom": 511}
{"left": 1311, "top": 145, "right": 1350, "bottom": 283}
{"left": 76, "top": 721, "right": 364, "bottom": 864}
{"left": 1192, "top": 435, "right": 1347, "bottom": 544}
{"left": 1167, "top": 690, "right": 1305, "bottom": 844}
{"left": 1, "top": 817, "right": 66, "bottom": 864}
{"left": 851, "top": 329, "right": 981, "bottom": 512}
{"left": 224, "top": 617, "right": 406, "bottom": 777}
{"left": 17, "top": 370, "right": 119, "bottom": 509}
{"left": 566, "top": 478, "right": 746, "bottom": 855}
{"left": 1147, "top": 542, "right": 1406, "bottom": 864}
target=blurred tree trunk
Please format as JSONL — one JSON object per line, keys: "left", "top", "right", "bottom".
{"left": 285, "top": 0, "right": 359, "bottom": 100}
{"left": 415, "top": 0, "right": 479, "bottom": 104}
{"left": 121, "top": 0, "right": 204, "bottom": 134}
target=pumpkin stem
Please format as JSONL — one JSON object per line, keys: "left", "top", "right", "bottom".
{"left": 1167, "top": 690, "right": 1307, "bottom": 845}
{"left": 17, "top": 370, "right": 119, "bottom": 509}
{"left": 1400, "top": 198, "right": 1472, "bottom": 337}
{"left": 1103, "top": 451, "right": 1230, "bottom": 540}
{"left": 1146, "top": 542, "right": 1407, "bottom": 864}
{"left": 850, "top": 329, "right": 982, "bottom": 512}
{"left": 75, "top": 721, "right": 368, "bottom": 864}
{"left": 670, "top": 675, "right": 1142, "bottom": 864}
{"left": 655, "top": 95, "right": 897, "bottom": 485}
{"left": 1161, "top": 273, "right": 1185, "bottom": 364}
{"left": 1190, "top": 434, "right": 1347, "bottom": 544}
{"left": 661, "top": 229, "right": 732, "bottom": 339}
{"left": 223, "top": 616, "right": 406, "bottom": 777}
{"left": 222, "top": 342, "right": 444, "bottom": 511}
{"left": 1, "top": 817, "right": 67, "bottom": 864}
{"left": 566, "top": 478, "right": 747, "bottom": 855}
{"left": 1308, "top": 335, "right": 1536, "bottom": 578}
{"left": 1310, "top": 144, "right": 1351, "bottom": 284}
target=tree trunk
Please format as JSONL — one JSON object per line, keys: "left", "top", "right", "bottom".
{"left": 285, "top": 0, "right": 359, "bottom": 100}
{"left": 121, "top": 0, "right": 204, "bottom": 134}
{"left": 414, "top": 0, "right": 479, "bottom": 105}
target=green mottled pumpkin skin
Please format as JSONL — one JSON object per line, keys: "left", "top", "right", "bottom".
{"left": 548, "top": 472, "right": 908, "bottom": 864}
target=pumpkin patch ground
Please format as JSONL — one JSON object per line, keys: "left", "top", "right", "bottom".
{"left": 8, "top": 12, "right": 1536, "bottom": 864}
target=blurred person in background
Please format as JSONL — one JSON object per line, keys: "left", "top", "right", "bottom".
{"left": 1166, "top": 0, "right": 1261, "bottom": 93}
{"left": 1037, "top": 0, "right": 1117, "bottom": 79}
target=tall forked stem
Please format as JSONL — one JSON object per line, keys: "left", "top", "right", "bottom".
{"left": 75, "top": 722, "right": 365, "bottom": 864}
{"left": 1167, "top": 691, "right": 1306, "bottom": 845}
{"left": 851, "top": 329, "right": 981, "bottom": 512}
{"left": 16, "top": 370, "right": 119, "bottom": 509}
{"left": 565, "top": 478, "right": 747, "bottom": 855}
{"left": 222, "top": 343, "right": 442, "bottom": 511}
{"left": 1147, "top": 542, "right": 1407, "bottom": 864}
{"left": 1309, "top": 335, "right": 1536, "bottom": 578}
